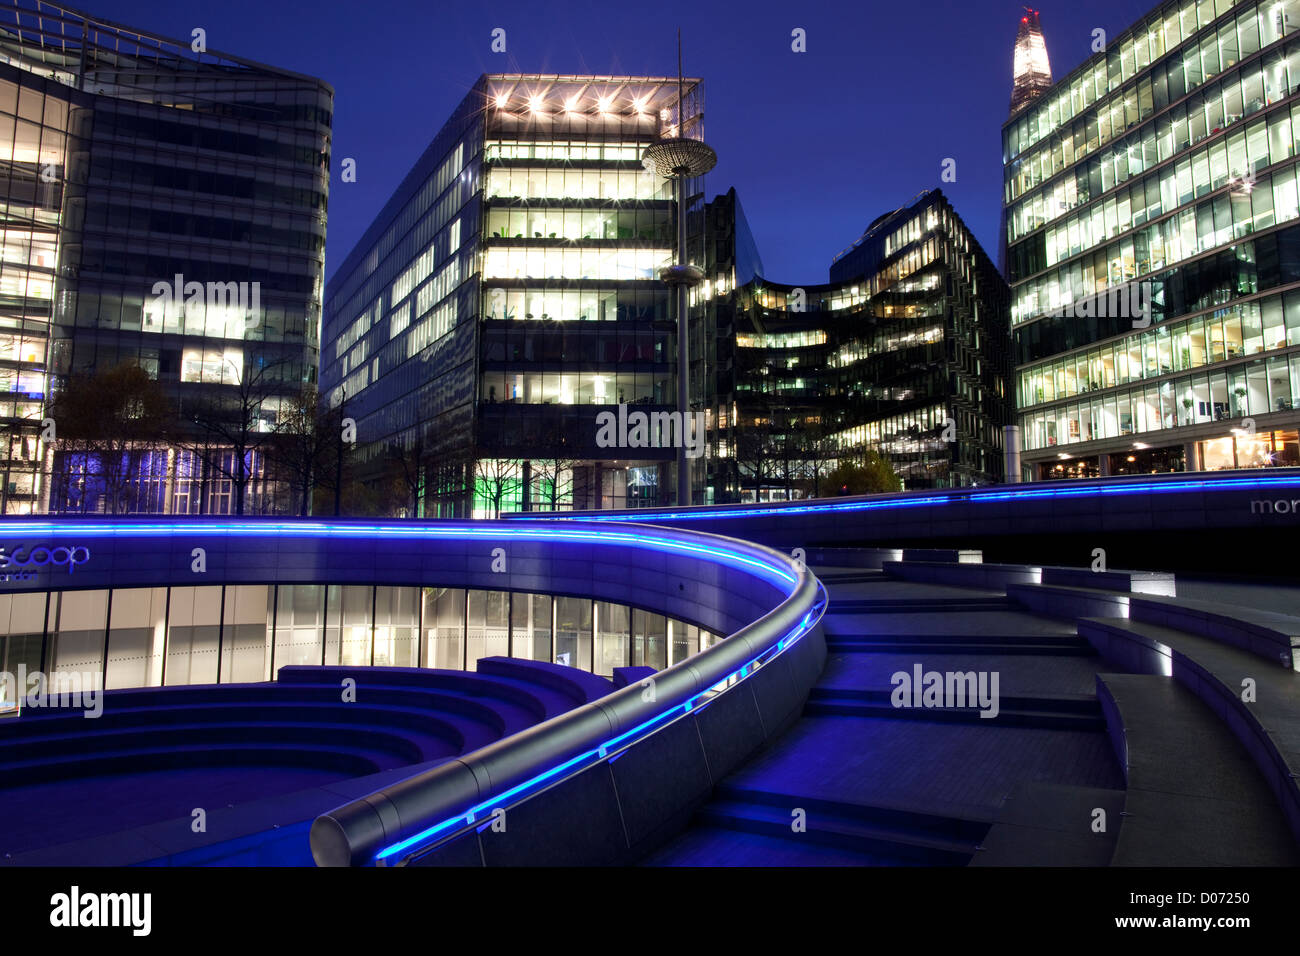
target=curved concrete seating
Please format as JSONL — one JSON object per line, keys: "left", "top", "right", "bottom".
{"left": 1040, "top": 568, "right": 1175, "bottom": 595}
{"left": 1080, "top": 615, "right": 1300, "bottom": 848}
{"left": 1009, "top": 584, "right": 1300, "bottom": 668}
{"left": 883, "top": 561, "right": 1041, "bottom": 590}
{"left": 0, "top": 663, "right": 609, "bottom": 864}
{"left": 473, "top": 657, "right": 615, "bottom": 705}
{"left": 1097, "top": 673, "right": 1300, "bottom": 865}
{"left": 886, "top": 557, "right": 1176, "bottom": 597}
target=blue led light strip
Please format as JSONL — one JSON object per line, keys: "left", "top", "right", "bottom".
{"left": 505, "top": 473, "right": 1300, "bottom": 523}
{"left": 0, "top": 520, "right": 799, "bottom": 592}
{"left": 376, "top": 581, "right": 829, "bottom": 864}
{"left": 0, "top": 516, "right": 820, "bottom": 865}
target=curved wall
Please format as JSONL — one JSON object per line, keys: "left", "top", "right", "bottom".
{"left": 0, "top": 519, "right": 788, "bottom": 639}
{"left": 511, "top": 470, "right": 1300, "bottom": 573}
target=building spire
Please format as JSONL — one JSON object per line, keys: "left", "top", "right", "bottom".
{"left": 1010, "top": 8, "right": 1053, "bottom": 115}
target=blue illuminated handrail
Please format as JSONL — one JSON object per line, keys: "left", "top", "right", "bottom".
{"left": 307, "top": 526, "right": 826, "bottom": 867}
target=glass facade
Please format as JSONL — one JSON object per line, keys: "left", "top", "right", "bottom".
{"left": 1004, "top": 0, "right": 1300, "bottom": 478}
{"left": 0, "top": 0, "right": 331, "bottom": 515}
{"left": 321, "top": 74, "right": 707, "bottom": 517}
{"left": 0, "top": 583, "right": 715, "bottom": 688}
{"left": 705, "top": 189, "right": 1012, "bottom": 495}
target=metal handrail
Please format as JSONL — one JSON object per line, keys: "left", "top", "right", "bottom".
{"left": 309, "top": 534, "right": 825, "bottom": 867}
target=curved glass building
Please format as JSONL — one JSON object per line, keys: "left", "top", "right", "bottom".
{"left": 703, "top": 189, "right": 1012, "bottom": 497}
{"left": 0, "top": 0, "right": 331, "bottom": 515}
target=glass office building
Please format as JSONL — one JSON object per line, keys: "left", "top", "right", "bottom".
{"left": 321, "top": 74, "right": 707, "bottom": 517}
{"left": 707, "top": 189, "right": 1012, "bottom": 496}
{"left": 1004, "top": 0, "right": 1300, "bottom": 480}
{"left": 0, "top": 0, "right": 331, "bottom": 514}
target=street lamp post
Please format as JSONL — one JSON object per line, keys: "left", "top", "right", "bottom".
{"left": 642, "top": 35, "right": 715, "bottom": 507}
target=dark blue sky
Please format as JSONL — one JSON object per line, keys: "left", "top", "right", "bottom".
{"left": 95, "top": 0, "right": 1159, "bottom": 284}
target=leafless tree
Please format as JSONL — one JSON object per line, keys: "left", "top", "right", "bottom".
{"left": 46, "top": 363, "right": 174, "bottom": 514}
{"left": 267, "top": 384, "right": 334, "bottom": 516}
{"left": 181, "top": 355, "right": 292, "bottom": 516}
{"left": 476, "top": 456, "right": 521, "bottom": 519}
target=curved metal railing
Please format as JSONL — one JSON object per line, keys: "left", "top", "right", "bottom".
{"left": 309, "top": 530, "right": 826, "bottom": 867}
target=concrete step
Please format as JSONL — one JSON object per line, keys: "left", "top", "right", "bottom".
{"left": 1098, "top": 673, "right": 1300, "bottom": 866}
{"left": 695, "top": 786, "right": 987, "bottom": 865}
{"left": 826, "top": 641, "right": 1092, "bottom": 656}
{"left": 970, "top": 781, "right": 1125, "bottom": 867}
{"left": 829, "top": 597, "right": 1012, "bottom": 614}
{"left": 805, "top": 691, "right": 1104, "bottom": 730}
{"left": 1081, "top": 616, "right": 1300, "bottom": 845}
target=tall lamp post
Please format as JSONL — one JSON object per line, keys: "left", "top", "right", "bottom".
{"left": 642, "top": 36, "right": 715, "bottom": 507}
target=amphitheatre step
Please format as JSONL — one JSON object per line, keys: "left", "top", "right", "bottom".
{"left": 1081, "top": 616, "right": 1300, "bottom": 844}
{"left": 3, "top": 692, "right": 528, "bottom": 750}
{"left": 883, "top": 561, "right": 1041, "bottom": 591}
{"left": 474, "top": 656, "right": 616, "bottom": 704}
{"left": 641, "top": 826, "right": 898, "bottom": 866}
{"left": 691, "top": 795, "right": 980, "bottom": 865}
{"left": 1125, "top": 594, "right": 1300, "bottom": 669}
{"left": 970, "top": 781, "right": 1125, "bottom": 866}
{"left": 825, "top": 640, "right": 1091, "bottom": 656}
{"left": 819, "top": 651, "right": 1106, "bottom": 699}
{"left": 1039, "top": 567, "right": 1176, "bottom": 595}
{"left": 804, "top": 692, "right": 1104, "bottom": 731}
{"left": 1097, "top": 673, "right": 1300, "bottom": 866}
{"left": 0, "top": 722, "right": 434, "bottom": 779}
{"left": 0, "top": 742, "right": 389, "bottom": 785}
{"left": 829, "top": 597, "right": 1012, "bottom": 613}
{"left": 1010, "top": 583, "right": 1300, "bottom": 668}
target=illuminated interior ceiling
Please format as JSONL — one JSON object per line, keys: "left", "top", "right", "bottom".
{"left": 484, "top": 73, "right": 704, "bottom": 135}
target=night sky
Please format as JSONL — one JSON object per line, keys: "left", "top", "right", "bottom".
{"left": 95, "top": 0, "right": 1163, "bottom": 284}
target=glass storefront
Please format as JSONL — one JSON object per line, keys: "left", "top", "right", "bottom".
{"left": 0, "top": 583, "right": 716, "bottom": 691}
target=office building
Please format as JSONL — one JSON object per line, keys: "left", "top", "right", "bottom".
{"left": 708, "top": 189, "right": 1011, "bottom": 497}
{"left": 321, "top": 74, "right": 705, "bottom": 516}
{"left": 0, "top": 0, "right": 331, "bottom": 514}
{"left": 1004, "top": 0, "right": 1300, "bottom": 480}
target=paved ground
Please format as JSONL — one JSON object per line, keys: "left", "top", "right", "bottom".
{"left": 647, "top": 566, "right": 1126, "bottom": 865}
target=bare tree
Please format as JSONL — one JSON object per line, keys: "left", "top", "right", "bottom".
{"left": 732, "top": 418, "right": 779, "bottom": 502}
{"left": 46, "top": 363, "right": 174, "bottom": 514}
{"left": 526, "top": 421, "right": 580, "bottom": 512}
{"left": 386, "top": 427, "right": 436, "bottom": 518}
{"left": 181, "top": 355, "right": 292, "bottom": 516}
{"left": 266, "top": 384, "right": 334, "bottom": 517}
{"left": 476, "top": 457, "right": 521, "bottom": 519}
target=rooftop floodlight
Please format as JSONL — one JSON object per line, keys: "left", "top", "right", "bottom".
{"left": 528, "top": 94, "right": 544, "bottom": 114}
{"left": 494, "top": 92, "right": 508, "bottom": 109}
{"left": 564, "top": 94, "right": 579, "bottom": 111}
{"left": 597, "top": 95, "right": 612, "bottom": 113}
